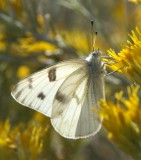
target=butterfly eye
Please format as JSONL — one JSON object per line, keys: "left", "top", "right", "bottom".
{"left": 92, "top": 50, "right": 101, "bottom": 57}
{"left": 92, "top": 52, "right": 97, "bottom": 56}
{"left": 92, "top": 52, "right": 98, "bottom": 57}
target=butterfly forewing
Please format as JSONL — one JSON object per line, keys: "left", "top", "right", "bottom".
{"left": 11, "top": 60, "right": 86, "bottom": 117}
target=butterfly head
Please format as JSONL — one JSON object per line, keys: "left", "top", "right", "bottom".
{"left": 92, "top": 49, "right": 101, "bottom": 57}
{"left": 86, "top": 49, "right": 102, "bottom": 62}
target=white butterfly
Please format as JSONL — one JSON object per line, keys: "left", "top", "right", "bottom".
{"left": 11, "top": 50, "right": 106, "bottom": 139}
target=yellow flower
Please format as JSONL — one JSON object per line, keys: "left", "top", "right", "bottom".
{"left": 17, "top": 65, "right": 30, "bottom": 79}
{"left": 98, "top": 85, "right": 141, "bottom": 159}
{"left": 59, "top": 30, "right": 90, "bottom": 55}
{"left": 37, "top": 15, "right": 45, "bottom": 27}
{"left": 0, "top": 0, "right": 23, "bottom": 17}
{"left": 128, "top": 0, "right": 141, "bottom": 4}
{"left": 0, "top": 119, "right": 49, "bottom": 159}
{"left": 0, "top": 120, "right": 16, "bottom": 150}
{"left": 19, "top": 36, "right": 58, "bottom": 53}
{"left": 19, "top": 122, "right": 48, "bottom": 160}
{"left": 106, "top": 27, "right": 141, "bottom": 86}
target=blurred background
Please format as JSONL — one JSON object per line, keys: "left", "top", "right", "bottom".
{"left": 0, "top": 0, "right": 140, "bottom": 159}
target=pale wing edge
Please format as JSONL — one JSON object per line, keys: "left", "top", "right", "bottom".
{"left": 51, "top": 118, "right": 102, "bottom": 139}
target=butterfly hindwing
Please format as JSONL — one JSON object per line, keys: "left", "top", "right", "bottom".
{"left": 51, "top": 67, "right": 104, "bottom": 139}
{"left": 50, "top": 66, "right": 88, "bottom": 118}
{"left": 11, "top": 60, "right": 86, "bottom": 117}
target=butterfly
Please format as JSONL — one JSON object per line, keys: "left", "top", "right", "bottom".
{"left": 11, "top": 50, "right": 106, "bottom": 139}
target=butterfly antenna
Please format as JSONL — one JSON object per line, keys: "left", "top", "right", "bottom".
{"left": 91, "top": 20, "right": 97, "bottom": 52}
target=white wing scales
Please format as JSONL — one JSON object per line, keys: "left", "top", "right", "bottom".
{"left": 51, "top": 74, "right": 88, "bottom": 138}
{"left": 51, "top": 72, "right": 104, "bottom": 139}
{"left": 75, "top": 78, "right": 103, "bottom": 138}
{"left": 11, "top": 60, "right": 86, "bottom": 117}
{"left": 51, "top": 67, "right": 88, "bottom": 118}
{"left": 11, "top": 50, "right": 105, "bottom": 139}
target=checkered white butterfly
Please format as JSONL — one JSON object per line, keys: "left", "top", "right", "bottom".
{"left": 11, "top": 50, "right": 106, "bottom": 139}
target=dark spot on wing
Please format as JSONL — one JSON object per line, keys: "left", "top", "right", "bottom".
{"left": 28, "top": 78, "right": 33, "bottom": 89}
{"left": 48, "top": 68, "right": 56, "bottom": 82}
{"left": 55, "top": 91, "right": 65, "bottom": 103}
{"left": 15, "top": 90, "right": 22, "bottom": 99}
{"left": 37, "top": 92, "right": 45, "bottom": 100}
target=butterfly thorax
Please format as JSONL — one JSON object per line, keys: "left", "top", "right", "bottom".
{"left": 85, "top": 50, "right": 104, "bottom": 76}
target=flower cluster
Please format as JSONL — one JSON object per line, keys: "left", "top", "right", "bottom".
{"left": 129, "top": 0, "right": 141, "bottom": 4}
{"left": 106, "top": 27, "right": 141, "bottom": 86}
{"left": 0, "top": 119, "right": 49, "bottom": 160}
{"left": 98, "top": 85, "right": 141, "bottom": 160}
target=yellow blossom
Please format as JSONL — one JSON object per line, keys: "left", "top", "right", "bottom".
{"left": 19, "top": 36, "right": 58, "bottom": 53}
{"left": 59, "top": 30, "right": 90, "bottom": 55}
{"left": 98, "top": 85, "right": 141, "bottom": 159}
{"left": 0, "top": 119, "right": 49, "bottom": 159}
{"left": 17, "top": 65, "right": 30, "bottom": 79}
{"left": 19, "top": 122, "right": 48, "bottom": 160}
{"left": 128, "top": 0, "right": 141, "bottom": 3}
{"left": 0, "top": 0, "right": 23, "bottom": 17}
{"left": 106, "top": 27, "right": 141, "bottom": 86}
{"left": 0, "top": 120, "right": 16, "bottom": 149}
{"left": 37, "top": 15, "right": 45, "bottom": 27}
